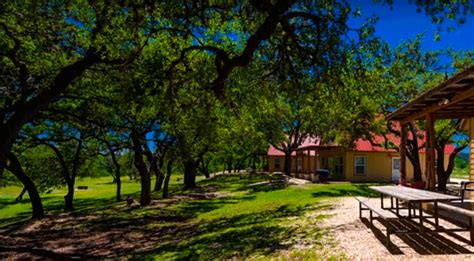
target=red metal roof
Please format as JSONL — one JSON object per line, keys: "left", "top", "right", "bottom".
{"left": 268, "top": 133, "right": 456, "bottom": 155}
{"left": 268, "top": 137, "right": 320, "bottom": 156}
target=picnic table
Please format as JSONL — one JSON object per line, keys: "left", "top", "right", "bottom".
{"left": 369, "top": 185, "right": 461, "bottom": 232}
{"left": 358, "top": 185, "right": 474, "bottom": 246}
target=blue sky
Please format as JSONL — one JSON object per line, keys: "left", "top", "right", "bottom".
{"left": 354, "top": 1, "right": 473, "bottom": 153}
{"left": 353, "top": 0, "right": 474, "bottom": 53}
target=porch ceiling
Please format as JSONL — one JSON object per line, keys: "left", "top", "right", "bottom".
{"left": 387, "top": 65, "right": 474, "bottom": 123}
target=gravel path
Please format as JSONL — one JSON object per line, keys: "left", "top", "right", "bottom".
{"left": 319, "top": 197, "right": 474, "bottom": 260}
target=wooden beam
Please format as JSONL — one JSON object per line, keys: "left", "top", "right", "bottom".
{"left": 401, "top": 87, "right": 474, "bottom": 124}
{"left": 400, "top": 123, "right": 408, "bottom": 185}
{"left": 425, "top": 113, "right": 436, "bottom": 190}
{"left": 387, "top": 66, "right": 474, "bottom": 121}
{"left": 434, "top": 112, "right": 474, "bottom": 119}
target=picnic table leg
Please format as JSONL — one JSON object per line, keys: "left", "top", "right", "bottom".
{"left": 359, "top": 202, "right": 362, "bottom": 218}
{"left": 470, "top": 218, "right": 474, "bottom": 246}
{"left": 419, "top": 202, "right": 424, "bottom": 232}
{"left": 396, "top": 198, "right": 399, "bottom": 216}
{"left": 390, "top": 197, "right": 393, "bottom": 209}
{"left": 408, "top": 201, "right": 412, "bottom": 217}
{"left": 434, "top": 201, "right": 439, "bottom": 231}
{"left": 386, "top": 222, "right": 391, "bottom": 247}
{"left": 380, "top": 193, "right": 384, "bottom": 209}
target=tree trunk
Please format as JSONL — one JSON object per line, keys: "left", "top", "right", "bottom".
{"left": 436, "top": 171, "right": 448, "bottom": 191}
{"left": 227, "top": 161, "right": 232, "bottom": 174}
{"left": 15, "top": 187, "right": 27, "bottom": 202}
{"left": 411, "top": 155, "right": 423, "bottom": 182}
{"left": 154, "top": 170, "right": 165, "bottom": 192}
{"left": 64, "top": 179, "right": 75, "bottom": 211}
{"left": 202, "top": 165, "right": 210, "bottom": 179}
{"left": 407, "top": 125, "right": 423, "bottom": 182}
{"left": 284, "top": 151, "right": 292, "bottom": 176}
{"left": 107, "top": 145, "right": 122, "bottom": 202}
{"left": 6, "top": 153, "right": 44, "bottom": 218}
{"left": 198, "top": 155, "right": 210, "bottom": 178}
{"left": 153, "top": 157, "right": 165, "bottom": 192}
{"left": 163, "top": 160, "right": 173, "bottom": 198}
{"left": 183, "top": 160, "right": 197, "bottom": 189}
{"left": 131, "top": 129, "right": 151, "bottom": 206}
{"left": 116, "top": 169, "right": 122, "bottom": 202}
{"left": 64, "top": 138, "right": 83, "bottom": 211}
{"left": 252, "top": 154, "right": 257, "bottom": 170}
{"left": 107, "top": 151, "right": 122, "bottom": 202}
{"left": 435, "top": 142, "right": 466, "bottom": 192}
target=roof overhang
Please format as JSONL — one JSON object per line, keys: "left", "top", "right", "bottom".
{"left": 387, "top": 65, "right": 474, "bottom": 123}
{"left": 295, "top": 145, "right": 338, "bottom": 151}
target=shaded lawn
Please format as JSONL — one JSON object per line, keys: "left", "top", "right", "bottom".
{"left": 0, "top": 174, "right": 379, "bottom": 260}
{"left": 0, "top": 175, "right": 202, "bottom": 225}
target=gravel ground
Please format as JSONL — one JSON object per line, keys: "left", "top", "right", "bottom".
{"left": 319, "top": 197, "right": 474, "bottom": 260}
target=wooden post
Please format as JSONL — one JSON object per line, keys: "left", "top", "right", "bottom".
{"left": 400, "top": 123, "right": 408, "bottom": 185}
{"left": 314, "top": 150, "right": 318, "bottom": 171}
{"left": 307, "top": 150, "right": 311, "bottom": 174}
{"left": 469, "top": 118, "right": 474, "bottom": 200}
{"left": 296, "top": 151, "right": 299, "bottom": 177}
{"left": 425, "top": 113, "right": 436, "bottom": 190}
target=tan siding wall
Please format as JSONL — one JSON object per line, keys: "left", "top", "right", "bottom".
{"left": 268, "top": 156, "right": 284, "bottom": 172}
{"left": 345, "top": 151, "right": 395, "bottom": 182}
{"left": 268, "top": 155, "right": 317, "bottom": 173}
{"left": 269, "top": 147, "right": 453, "bottom": 183}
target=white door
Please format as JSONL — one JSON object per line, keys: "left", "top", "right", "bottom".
{"left": 391, "top": 157, "right": 401, "bottom": 182}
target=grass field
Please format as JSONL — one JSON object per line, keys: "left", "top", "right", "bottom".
{"left": 0, "top": 174, "right": 378, "bottom": 259}
{"left": 451, "top": 166, "right": 469, "bottom": 179}
{"left": 0, "top": 175, "right": 202, "bottom": 225}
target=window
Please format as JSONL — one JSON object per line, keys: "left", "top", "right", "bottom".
{"left": 274, "top": 158, "right": 281, "bottom": 170}
{"left": 328, "top": 156, "right": 344, "bottom": 177}
{"left": 320, "top": 157, "right": 326, "bottom": 168}
{"left": 354, "top": 155, "right": 366, "bottom": 176}
{"left": 335, "top": 156, "right": 343, "bottom": 175}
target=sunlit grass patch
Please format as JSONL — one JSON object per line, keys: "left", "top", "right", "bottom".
{"left": 1, "top": 174, "right": 378, "bottom": 259}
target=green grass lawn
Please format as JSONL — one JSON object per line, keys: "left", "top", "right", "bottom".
{"left": 0, "top": 175, "right": 199, "bottom": 225}
{"left": 0, "top": 174, "right": 379, "bottom": 260}
{"left": 451, "top": 166, "right": 469, "bottom": 179}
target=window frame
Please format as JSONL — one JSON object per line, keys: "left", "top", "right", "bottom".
{"left": 274, "top": 158, "right": 281, "bottom": 170}
{"left": 354, "top": 155, "right": 366, "bottom": 176}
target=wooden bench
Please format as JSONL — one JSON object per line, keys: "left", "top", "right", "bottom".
{"left": 356, "top": 197, "right": 399, "bottom": 246}
{"left": 427, "top": 201, "right": 474, "bottom": 245}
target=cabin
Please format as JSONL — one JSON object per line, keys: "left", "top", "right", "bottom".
{"left": 268, "top": 134, "right": 455, "bottom": 183}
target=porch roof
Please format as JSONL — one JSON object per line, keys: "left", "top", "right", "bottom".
{"left": 387, "top": 65, "right": 474, "bottom": 123}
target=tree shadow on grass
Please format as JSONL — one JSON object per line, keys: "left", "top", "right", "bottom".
{"left": 173, "top": 195, "right": 256, "bottom": 217}
{"left": 133, "top": 204, "right": 326, "bottom": 260}
{"left": 0, "top": 187, "right": 327, "bottom": 260}
{"left": 198, "top": 174, "right": 270, "bottom": 192}
{"left": 311, "top": 184, "right": 380, "bottom": 198}
{"left": 0, "top": 174, "right": 333, "bottom": 259}
{"left": 246, "top": 182, "right": 289, "bottom": 193}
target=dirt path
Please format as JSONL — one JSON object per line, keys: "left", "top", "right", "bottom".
{"left": 319, "top": 197, "right": 474, "bottom": 260}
